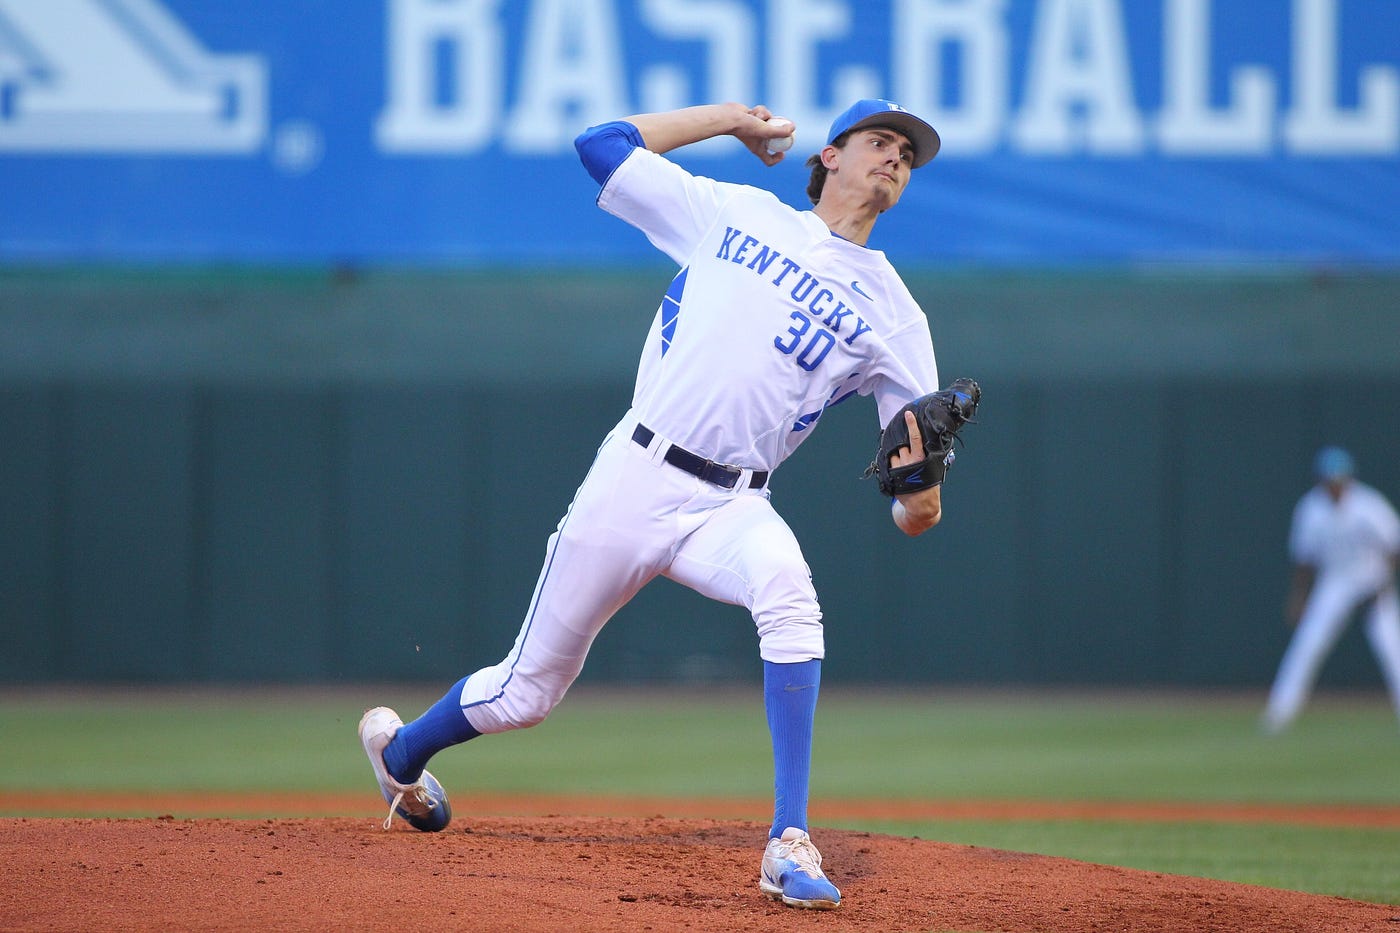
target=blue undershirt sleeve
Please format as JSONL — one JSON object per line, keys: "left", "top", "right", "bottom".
{"left": 575, "top": 120, "right": 646, "bottom": 186}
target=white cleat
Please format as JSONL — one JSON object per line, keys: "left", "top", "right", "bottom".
{"left": 759, "top": 826, "right": 841, "bottom": 909}
{"left": 358, "top": 706, "right": 451, "bottom": 832}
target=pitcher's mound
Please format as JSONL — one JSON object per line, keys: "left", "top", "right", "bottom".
{"left": 5, "top": 815, "right": 1397, "bottom": 932}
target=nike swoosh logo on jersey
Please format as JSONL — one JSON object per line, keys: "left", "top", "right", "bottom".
{"left": 850, "top": 280, "right": 872, "bottom": 299}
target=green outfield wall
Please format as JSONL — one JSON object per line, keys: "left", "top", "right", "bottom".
{"left": 3, "top": 267, "right": 1398, "bottom": 687}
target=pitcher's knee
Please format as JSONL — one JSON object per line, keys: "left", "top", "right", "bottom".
{"left": 750, "top": 562, "right": 822, "bottom": 653}
{"left": 757, "top": 616, "right": 826, "bottom": 663}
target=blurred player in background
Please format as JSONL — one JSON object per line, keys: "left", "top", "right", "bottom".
{"left": 1263, "top": 446, "right": 1400, "bottom": 733}
{"left": 358, "top": 99, "right": 950, "bottom": 909}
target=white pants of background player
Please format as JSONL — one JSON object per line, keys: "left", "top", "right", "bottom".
{"left": 456, "top": 412, "right": 824, "bottom": 733}
{"left": 1263, "top": 577, "right": 1400, "bottom": 732}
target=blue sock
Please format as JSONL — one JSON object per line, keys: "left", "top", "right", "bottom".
{"left": 383, "top": 676, "right": 481, "bottom": 784}
{"left": 764, "top": 658, "right": 821, "bottom": 839}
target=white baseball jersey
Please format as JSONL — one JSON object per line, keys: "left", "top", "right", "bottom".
{"left": 598, "top": 146, "right": 939, "bottom": 473}
{"left": 1289, "top": 481, "right": 1400, "bottom": 590}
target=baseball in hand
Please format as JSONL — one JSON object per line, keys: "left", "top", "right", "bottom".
{"left": 765, "top": 118, "right": 795, "bottom": 153}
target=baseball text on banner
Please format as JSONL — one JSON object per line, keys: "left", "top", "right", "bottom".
{"left": 1, "top": 0, "right": 1397, "bottom": 264}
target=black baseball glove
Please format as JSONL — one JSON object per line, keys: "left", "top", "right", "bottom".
{"left": 864, "top": 378, "right": 980, "bottom": 496}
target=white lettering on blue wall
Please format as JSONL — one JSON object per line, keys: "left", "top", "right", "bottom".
{"left": 378, "top": 0, "right": 1399, "bottom": 157}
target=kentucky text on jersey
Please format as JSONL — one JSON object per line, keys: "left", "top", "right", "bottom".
{"left": 715, "top": 226, "right": 873, "bottom": 347}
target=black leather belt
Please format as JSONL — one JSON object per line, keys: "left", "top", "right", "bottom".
{"left": 632, "top": 424, "right": 768, "bottom": 490}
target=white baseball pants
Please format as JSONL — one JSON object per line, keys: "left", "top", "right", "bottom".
{"left": 1263, "top": 577, "right": 1400, "bottom": 731}
{"left": 456, "top": 413, "right": 825, "bottom": 735}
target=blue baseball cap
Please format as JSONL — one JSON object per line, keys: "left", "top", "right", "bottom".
{"left": 1314, "top": 445, "right": 1355, "bottom": 480}
{"left": 827, "top": 99, "right": 941, "bottom": 167}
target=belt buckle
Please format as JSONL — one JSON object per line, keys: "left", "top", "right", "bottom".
{"left": 702, "top": 461, "right": 739, "bottom": 489}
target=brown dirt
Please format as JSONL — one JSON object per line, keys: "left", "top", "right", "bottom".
{"left": 4, "top": 796, "right": 1399, "bottom": 932}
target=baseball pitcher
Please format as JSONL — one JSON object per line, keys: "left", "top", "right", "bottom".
{"left": 358, "top": 98, "right": 979, "bottom": 910}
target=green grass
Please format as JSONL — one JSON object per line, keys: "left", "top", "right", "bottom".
{"left": 4, "top": 685, "right": 1399, "bottom": 905}
{"left": 835, "top": 818, "right": 1400, "bottom": 907}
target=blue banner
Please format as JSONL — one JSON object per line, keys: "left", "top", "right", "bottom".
{"left": 2, "top": 0, "right": 1397, "bottom": 265}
